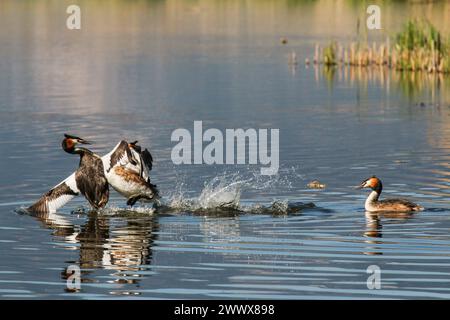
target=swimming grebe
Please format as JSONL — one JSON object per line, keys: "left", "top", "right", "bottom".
{"left": 103, "top": 140, "right": 159, "bottom": 206}
{"left": 357, "top": 176, "right": 423, "bottom": 213}
{"left": 29, "top": 134, "right": 109, "bottom": 213}
{"left": 28, "top": 138, "right": 159, "bottom": 213}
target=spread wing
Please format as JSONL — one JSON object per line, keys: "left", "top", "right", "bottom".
{"left": 104, "top": 140, "right": 137, "bottom": 173}
{"left": 28, "top": 173, "right": 80, "bottom": 214}
{"left": 128, "top": 142, "right": 154, "bottom": 182}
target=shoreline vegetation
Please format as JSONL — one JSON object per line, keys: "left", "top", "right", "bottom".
{"left": 307, "top": 20, "right": 450, "bottom": 74}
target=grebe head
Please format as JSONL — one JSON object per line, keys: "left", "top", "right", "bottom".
{"left": 62, "top": 134, "right": 92, "bottom": 154}
{"left": 357, "top": 176, "right": 382, "bottom": 192}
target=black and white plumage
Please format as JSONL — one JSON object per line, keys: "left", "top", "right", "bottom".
{"left": 28, "top": 173, "right": 80, "bottom": 214}
{"left": 28, "top": 138, "right": 158, "bottom": 214}
{"left": 29, "top": 134, "right": 109, "bottom": 214}
{"left": 104, "top": 141, "right": 159, "bottom": 206}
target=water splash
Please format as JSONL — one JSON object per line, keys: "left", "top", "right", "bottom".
{"left": 164, "top": 173, "right": 246, "bottom": 212}
{"left": 160, "top": 168, "right": 315, "bottom": 215}
{"left": 197, "top": 174, "right": 245, "bottom": 209}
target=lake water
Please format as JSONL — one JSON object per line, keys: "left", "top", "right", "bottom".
{"left": 2, "top": 0, "right": 450, "bottom": 299}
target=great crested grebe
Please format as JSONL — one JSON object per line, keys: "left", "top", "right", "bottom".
{"left": 28, "top": 137, "right": 159, "bottom": 214}
{"left": 357, "top": 176, "right": 423, "bottom": 213}
{"left": 29, "top": 134, "right": 109, "bottom": 213}
{"left": 103, "top": 140, "right": 159, "bottom": 206}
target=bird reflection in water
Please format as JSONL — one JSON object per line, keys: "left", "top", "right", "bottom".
{"left": 363, "top": 211, "right": 414, "bottom": 256}
{"left": 30, "top": 210, "right": 159, "bottom": 294}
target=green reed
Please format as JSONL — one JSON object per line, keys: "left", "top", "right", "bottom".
{"left": 313, "top": 19, "right": 450, "bottom": 74}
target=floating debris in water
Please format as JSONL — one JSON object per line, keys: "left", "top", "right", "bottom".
{"left": 416, "top": 102, "right": 440, "bottom": 108}
{"left": 307, "top": 180, "right": 326, "bottom": 189}
{"left": 280, "top": 37, "right": 288, "bottom": 45}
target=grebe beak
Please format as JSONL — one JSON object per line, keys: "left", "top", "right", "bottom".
{"left": 64, "top": 134, "right": 93, "bottom": 145}
{"left": 77, "top": 138, "right": 92, "bottom": 145}
{"left": 355, "top": 181, "right": 367, "bottom": 189}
